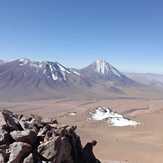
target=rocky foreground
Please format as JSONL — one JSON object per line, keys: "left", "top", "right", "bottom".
{"left": 0, "top": 110, "right": 101, "bottom": 163}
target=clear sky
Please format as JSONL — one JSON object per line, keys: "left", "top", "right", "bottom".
{"left": 0, "top": 0, "right": 163, "bottom": 73}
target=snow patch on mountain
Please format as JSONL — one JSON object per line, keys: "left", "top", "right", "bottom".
{"left": 49, "top": 64, "right": 58, "bottom": 80}
{"left": 57, "top": 63, "right": 70, "bottom": 74}
{"left": 72, "top": 70, "right": 80, "bottom": 76}
{"left": 111, "top": 67, "right": 121, "bottom": 77}
{"left": 19, "top": 58, "right": 30, "bottom": 66}
{"left": 55, "top": 63, "right": 71, "bottom": 80}
{"left": 90, "top": 107, "right": 140, "bottom": 127}
{"left": 95, "top": 59, "right": 122, "bottom": 77}
{"left": 18, "top": 58, "right": 45, "bottom": 68}
{"left": 51, "top": 74, "right": 58, "bottom": 80}
{"left": 15, "top": 59, "right": 81, "bottom": 81}
{"left": 30, "top": 61, "right": 45, "bottom": 69}
{"left": 96, "top": 59, "right": 108, "bottom": 74}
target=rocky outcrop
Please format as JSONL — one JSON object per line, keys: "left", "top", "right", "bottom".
{"left": 0, "top": 128, "right": 9, "bottom": 145}
{"left": 10, "top": 130, "right": 37, "bottom": 145}
{"left": 8, "top": 142, "right": 32, "bottom": 163}
{"left": 2, "top": 110, "right": 21, "bottom": 131}
{"left": 0, "top": 109, "right": 101, "bottom": 163}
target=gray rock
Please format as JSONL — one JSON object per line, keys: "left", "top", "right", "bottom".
{"left": 0, "top": 145, "right": 10, "bottom": 162}
{"left": 0, "top": 153, "right": 5, "bottom": 163}
{"left": 0, "top": 112, "right": 7, "bottom": 129}
{"left": 8, "top": 142, "right": 32, "bottom": 163}
{"left": 0, "top": 128, "right": 9, "bottom": 145}
{"left": 37, "top": 136, "right": 59, "bottom": 160}
{"left": 1, "top": 110, "right": 20, "bottom": 131}
{"left": 0, "top": 144, "right": 9, "bottom": 153}
{"left": 19, "top": 115, "right": 41, "bottom": 133}
{"left": 37, "top": 125, "right": 50, "bottom": 137}
{"left": 23, "top": 153, "right": 34, "bottom": 163}
{"left": 53, "top": 137, "right": 73, "bottom": 163}
{"left": 0, "top": 110, "right": 100, "bottom": 163}
{"left": 41, "top": 118, "right": 58, "bottom": 125}
{"left": 19, "top": 115, "right": 35, "bottom": 130}
{"left": 10, "top": 130, "right": 37, "bottom": 145}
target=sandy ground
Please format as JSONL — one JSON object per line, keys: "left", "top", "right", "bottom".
{"left": 1, "top": 98, "right": 163, "bottom": 163}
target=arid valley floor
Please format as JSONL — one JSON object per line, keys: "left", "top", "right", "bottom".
{"left": 1, "top": 98, "right": 163, "bottom": 163}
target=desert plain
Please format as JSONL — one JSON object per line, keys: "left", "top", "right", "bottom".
{"left": 1, "top": 97, "right": 163, "bottom": 163}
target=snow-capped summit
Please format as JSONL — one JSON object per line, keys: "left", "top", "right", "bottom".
{"left": 95, "top": 59, "right": 121, "bottom": 77}
{"left": 80, "top": 59, "right": 135, "bottom": 86}
{"left": 95, "top": 59, "right": 109, "bottom": 74}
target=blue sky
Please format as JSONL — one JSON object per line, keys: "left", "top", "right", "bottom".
{"left": 0, "top": 0, "right": 163, "bottom": 73}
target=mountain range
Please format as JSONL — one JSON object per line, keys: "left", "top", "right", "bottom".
{"left": 0, "top": 58, "right": 162, "bottom": 101}
{"left": 126, "top": 73, "right": 163, "bottom": 88}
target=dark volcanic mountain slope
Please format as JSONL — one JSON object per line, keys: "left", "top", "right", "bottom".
{"left": 0, "top": 58, "right": 145, "bottom": 101}
{"left": 0, "top": 59, "right": 91, "bottom": 100}
{"left": 0, "top": 59, "right": 90, "bottom": 87}
{"left": 79, "top": 59, "right": 137, "bottom": 86}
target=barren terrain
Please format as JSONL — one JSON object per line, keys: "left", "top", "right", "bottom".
{"left": 1, "top": 98, "right": 163, "bottom": 163}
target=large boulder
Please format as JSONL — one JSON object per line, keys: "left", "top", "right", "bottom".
{"left": 10, "top": 130, "right": 37, "bottom": 145}
{"left": 1, "top": 110, "right": 21, "bottom": 131}
{"left": 0, "top": 112, "right": 7, "bottom": 129}
{"left": 53, "top": 136, "right": 73, "bottom": 163}
{"left": 18, "top": 115, "right": 35, "bottom": 130}
{"left": 19, "top": 119, "right": 34, "bottom": 131}
{"left": 0, "top": 128, "right": 10, "bottom": 145}
{"left": 37, "top": 136, "right": 59, "bottom": 161}
{"left": 0, "top": 145, "right": 10, "bottom": 162}
{"left": 23, "top": 153, "right": 34, "bottom": 163}
{"left": 8, "top": 142, "right": 32, "bottom": 163}
{"left": 19, "top": 115, "right": 42, "bottom": 133}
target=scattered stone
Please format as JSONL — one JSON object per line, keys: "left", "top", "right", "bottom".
{"left": 0, "top": 110, "right": 101, "bottom": 163}
{"left": 8, "top": 142, "right": 32, "bottom": 163}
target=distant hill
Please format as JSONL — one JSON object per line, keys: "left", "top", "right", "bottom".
{"left": 126, "top": 73, "right": 163, "bottom": 88}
